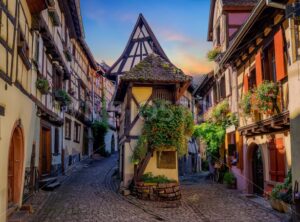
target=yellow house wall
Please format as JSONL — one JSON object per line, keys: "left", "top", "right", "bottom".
{"left": 122, "top": 86, "right": 180, "bottom": 187}
{"left": 144, "top": 151, "right": 179, "bottom": 182}
{"left": 0, "top": 81, "right": 37, "bottom": 221}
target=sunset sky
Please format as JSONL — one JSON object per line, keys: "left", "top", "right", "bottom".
{"left": 81, "top": 0, "right": 213, "bottom": 76}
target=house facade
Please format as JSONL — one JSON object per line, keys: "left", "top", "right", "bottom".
{"left": 0, "top": 0, "right": 106, "bottom": 221}
{"left": 107, "top": 14, "right": 192, "bottom": 188}
{"left": 203, "top": 0, "right": 298, "bottom": 196}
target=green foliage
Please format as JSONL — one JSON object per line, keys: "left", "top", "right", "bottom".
{"left": 36, "top": 77, "right": 50, "bottom": 95}
{"left": 223, "top": 172, "right": 236, "bottom": 185}
{"left": 193, "top": 100, "right": 237, "bottom": 156}
{"left": 193, "top": 122, "right": 225, "bottom": 156}
{"left": 92, "top": 119, "right": 109, "bottom": 156}
{"left": 132, "top": 100, "right": 194, "bottom": 164}
{"left": 255, "top": 81, "right": 279, "bottom": 114}
{"left": 240, "top": 91, "right": 252, "bottom": 115}
{"left": 207, "top": 48, "right": 221, "bottom": 61}
{"left": 54, "top": 89, "right": 72, "bottom": 106}
{"left": 271, "top": 169, "right": 292, "bottom": 204}
{"left": 141, "top": 172, "right": 176, "bottom": 183}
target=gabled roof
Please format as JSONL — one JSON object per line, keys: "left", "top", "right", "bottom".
{"left": 115, "top": 54, "right": 191, "bottom": 101}
{"left": 106, "top": 13, "right": 170, "bottom": 80}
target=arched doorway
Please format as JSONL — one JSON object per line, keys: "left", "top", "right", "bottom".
{"left": 7, "top": 125, "right": 24, "bottom": 208}
{"left": 250, "top": 143, "right": 264, "bottom": 196}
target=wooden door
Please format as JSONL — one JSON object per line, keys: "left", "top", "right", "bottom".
{"left": 39, "top": 127, "right": 51, "bottom": 176}
{"left": 7, "top": 126, "right": 24, "bottom": 207}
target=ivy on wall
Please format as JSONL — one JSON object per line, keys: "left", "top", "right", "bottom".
{"left": 131, "top": 100, "right": 194, "bottom": 164}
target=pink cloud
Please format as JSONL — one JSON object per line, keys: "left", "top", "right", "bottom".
{"left": 159, "top": 29, "right": 197, "bottom": 45}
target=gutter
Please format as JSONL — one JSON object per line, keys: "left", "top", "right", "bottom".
{"left": 266, "top": 0, "right": 286, "bottom": 9}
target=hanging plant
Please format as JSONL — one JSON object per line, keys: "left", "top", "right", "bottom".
{"left": 36, "top": 77, "right": 50, "bottom": 95}
{"left": 207, "top": 47, "right": 221, "bottom": 61}
{"left": 240, "top": 91, "right": 252, "bottom": 116}
{"left": 54, "top": 89, "right": 72, "bottom": 106}
{"left": 255, "top": 81, "right": 279, "bottom": 114}
{"left": 131, "top": 100, "right": 194, "bottom": 164}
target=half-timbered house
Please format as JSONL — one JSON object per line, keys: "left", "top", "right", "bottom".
{"left": 108, "top": 14, "right": 192, "bottom": 187}
{"left": 218, "top": 0, "right": 291, "bottom": 195}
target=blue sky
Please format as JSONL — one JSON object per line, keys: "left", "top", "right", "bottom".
{"left": 81, "top": 0, "right": 213, "bottom": 75}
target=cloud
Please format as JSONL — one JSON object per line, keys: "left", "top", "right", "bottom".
{"left": 159, "top": 29, "right": 197, "bottom": 46}
{"left": 170, "top": 52, "right": 213, "bottom": 75}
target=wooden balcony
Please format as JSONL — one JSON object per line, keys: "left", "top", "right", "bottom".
{"left": 239, "top": 110, "right": 290, "bottom": 137}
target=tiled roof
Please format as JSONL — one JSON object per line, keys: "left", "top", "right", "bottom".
{"left": 222, "top": 0, "right": 258, "bottom": 6}
{"left": 120, "top": 54, "right": 192, "bottom": 83}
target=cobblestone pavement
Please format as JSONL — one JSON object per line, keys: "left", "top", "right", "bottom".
{"left": 28, "top": 154, "right": 286, "bottom": 222}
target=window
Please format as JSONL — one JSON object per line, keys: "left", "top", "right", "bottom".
{"left": 205, "top": 94, "right": 211, "bottom": 110}
{"left": 157, "top": 151, "right": 176, "bottom": 169}
{"left": 53, "top": 68, "right": 62, "bottom": 90}
{"left": 216, "top": 25, "right": 221, "bottom": 46}
{"left": 54, "top": 128, "right": 60, "bottom": 154}
{"left": 65, "top": 118, "right": 71, "bottom": 140}
{"left": 74, "top": 122, "right": 81, "bottom": 143}
{"left": 249, "top": 68, "right": 257, "bottom": 91}
{"left": 153, "top": 87, "right": 174, "bottom": 102}
{"left": 219, "top": 76, "right": 226, "bottom": 100}
{"left": 263, "top": 43, "right": 277, "bottom": 82}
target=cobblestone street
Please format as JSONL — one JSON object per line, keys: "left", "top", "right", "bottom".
{"left": 27, "top": 155, "right": 286, "bottom": 222}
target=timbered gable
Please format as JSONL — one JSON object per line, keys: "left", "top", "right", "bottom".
{"left": 106, "top": 13, "right": 170, "bottom": 80}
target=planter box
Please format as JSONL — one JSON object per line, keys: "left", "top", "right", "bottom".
{"left": 269, "top": 199, "right": 290, "bottom": 213}
{"left": 134, "top": 182, "right": 181, "bottom": 201}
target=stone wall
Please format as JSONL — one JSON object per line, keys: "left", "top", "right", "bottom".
{"left": 134, "top": 182, "right": 181, "bottom": 201}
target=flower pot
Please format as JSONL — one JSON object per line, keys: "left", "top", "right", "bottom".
{"left": 270, "top": 199, "right": 283, "bottom": 212}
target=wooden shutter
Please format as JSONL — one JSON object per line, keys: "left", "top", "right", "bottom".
{"left": 243, "top": 74, "right": 249, "bottom": 92}
{"left": 268, "top": 139, "right": 277, "bottom": 181}
{"left": 235, "top": 131, "right": 243, "bottom": 170}
{"left": 255, "top": 51, "right": 263, "bottom": 86}
{"left": 274, "top": 28, "right": 287, "bottom": 82}
{"left": 275, "top": 138, "right": 286, "bottom": 182}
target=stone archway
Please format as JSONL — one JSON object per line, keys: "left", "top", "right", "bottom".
{"left": 247, "top": 143, "right": 264, "bottom": 195}
{"left": 7, "top": 122, "right": 24, "bottom": 208}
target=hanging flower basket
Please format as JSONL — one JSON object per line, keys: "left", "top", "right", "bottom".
{"left": 254, "top": 81, "right": 279, "bottom": 115}
{"left": 53, "top": 89, "right": 72, "bottom": 106}
{"left": 207, "top": 47, "right": 221, "bottom": 61}
{"left": 36, "top": 77, "right": 50, "bottom": 95}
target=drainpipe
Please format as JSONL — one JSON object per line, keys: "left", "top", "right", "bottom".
{"left": 266, "top": 0, "right": 286, "bottom": 9}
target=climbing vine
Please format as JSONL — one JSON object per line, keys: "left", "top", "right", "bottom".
{"left": 131, "top": 100, "right": 194, "bottom": 164}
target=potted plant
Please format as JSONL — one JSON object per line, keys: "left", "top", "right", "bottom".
{"left": 53, "top": 89, "right": 72, "bottom": 106}
{"left": 36, "top": 77, "right": 50, "bottom": 95}
{"left": 207, "top": 47, "right": 221, "bottom": 61}
{"left": 269, "top": 170, "right": 292, "bottom": 213}
{"left": 223, "top": 172, "right": 237, "bottom": 189}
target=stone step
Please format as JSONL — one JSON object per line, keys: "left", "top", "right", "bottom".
{"left": 42, "top": 181, "right": 61, "bottom": 191}
{"left": 8, "top": 211, "right": 29, "bottom": 222}
{"left": 39, "top": 177, "right": 58, "bottom": 188}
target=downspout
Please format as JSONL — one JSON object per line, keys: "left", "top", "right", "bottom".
{"left": 266, "top": 0, "right": 286, "bottom": 9}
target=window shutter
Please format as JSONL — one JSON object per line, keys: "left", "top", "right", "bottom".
{"left": 275, "top": 138, "right": 286, "bottom": 182}
{"left": 236, "top": 131, "right": 243, "bottom": 170}
{"left": 268, "top": 139, "right": 277, "bottom": 181}
{"left": 274, "top": 28, "right": 287, "bottom": 82}
{"left": 244, "top": 74, "right": 249, "bottom": 92}
{"left": 255, "top": 51, "right": 263, "bottom": 86}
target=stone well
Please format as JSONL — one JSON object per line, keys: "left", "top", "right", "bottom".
{"left": 134, "top": 182, "right": 181, "bottom": 201}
